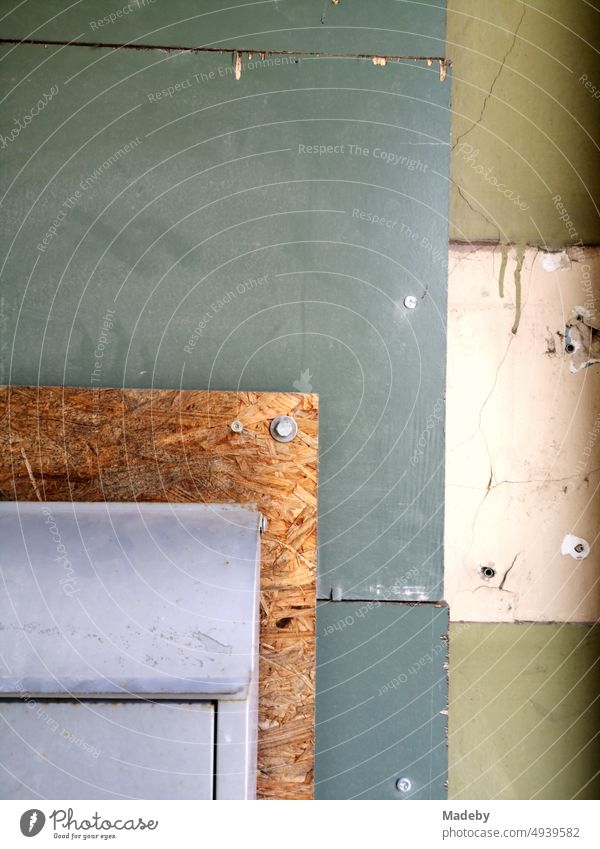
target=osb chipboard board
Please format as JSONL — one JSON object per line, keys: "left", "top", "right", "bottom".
{"left": 0, "top": 385, "right": 318, "bottom": 800}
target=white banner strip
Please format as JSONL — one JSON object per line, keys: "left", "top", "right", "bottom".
{"left": 0, "top": 800, "right": 599, "bottom": 848}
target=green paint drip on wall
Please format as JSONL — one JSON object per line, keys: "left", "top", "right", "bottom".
{"left": 498, "top": 243, "right": 508, "bottom": 298}
{"left": 449, "top": 622, "right": 600, "bottom": 800}
{"left": 511, "top": 243, "right": 525, "bottom": 334}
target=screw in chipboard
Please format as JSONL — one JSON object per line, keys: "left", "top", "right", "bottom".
{"left": 269, "top": 415, "right": 298, "bottom": 443}
{"left": 404, "top": 295, "right": 418, "bottom": 310}
{"left": 230, "top": 419, "right": 244, "bottom": 434}
{"left": 395, "top": 777, "right": 412, "bottom": 793}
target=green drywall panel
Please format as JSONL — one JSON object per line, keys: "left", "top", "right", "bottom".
{"left": 448, "top": 0, "right": 600, "bottom": 245}
{"left": 0, "top": 0, "right": 446, "bottom": 58}
{"left": 316, "top": 601, "right": 448, "bottom": 799}
{"left": 0, "top": 44, "right": 450, "bottom": 602}
{"left": 449, "top": 622, "right": 600, "bottom": 800}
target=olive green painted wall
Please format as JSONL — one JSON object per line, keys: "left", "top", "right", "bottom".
{"left": 449, "top": 623, "right": 600, "bottom": 799}
{"left": 448, "top": 0, "right": 600, "bottom": 245}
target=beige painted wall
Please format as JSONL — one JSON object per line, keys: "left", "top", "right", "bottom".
{"left": 445, "top": 245, "right": 600, "bottom": 622}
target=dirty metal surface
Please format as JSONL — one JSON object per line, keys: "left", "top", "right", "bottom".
{"left": 0, "top": 700, "right": 215, "bottom": 799}
{"left": 0, "top": 502, "right": 260, "bottom": 697}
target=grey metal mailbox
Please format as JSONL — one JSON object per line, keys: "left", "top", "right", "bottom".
{"left": 0, "top": 501, "right": 262, "bottom": 800}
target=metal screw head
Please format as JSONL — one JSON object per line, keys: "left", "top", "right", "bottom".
{"left": 574, "top": 543, "right": 585, "bottom": 553}
{"left": 396, "top": 777, "right": 412, "bottom": 793}
{"left": 276, "top": 419, "right": 293, "bottom": 437}
{"left": 404, "top": 295, "right": 418, "bottom": 310}
{"left": 230, "top": 419, "right": 244, "bottom": 433}
{"left": 269, "top": 415, "right": 298, "bottom": 443}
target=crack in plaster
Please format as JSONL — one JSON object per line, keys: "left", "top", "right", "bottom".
{"left": 448, "top": 467, "right": 600, "bottom": 490}
{"left": 453, "top": 182, "right": 498, "bottom": 231}
{"left": 452, "top": 3, "right": 526, "bottom": 152}
{"left": 471, "top": 552, "right": 520, "bottom": 595}
{"left": 499, "top": 552, "right": 521, "bottom": 591}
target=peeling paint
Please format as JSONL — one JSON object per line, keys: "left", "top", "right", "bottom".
{"left": 544, "top": 328, "right": 557, "bottom": 357}
{"left": 0, "top": 39, "right": 448, "bottom": 77}
{"left": 541, "top": 250, "right": 570, "bottom": 272}
{"left": 234, "top": 51, "right": 242, "bottom": 80}
{"left": 565, "top": 308, "right": 600, "bottom": 371}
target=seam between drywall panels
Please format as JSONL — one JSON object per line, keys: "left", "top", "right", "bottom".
{"left": 319, "top": 598, "right": 448, "bottom": 606}
{"left": 0, "top": 38, "right": 450, "bottom": 79}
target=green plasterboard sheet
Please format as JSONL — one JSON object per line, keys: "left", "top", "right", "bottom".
{"left": 0, "top": 0, "right": 447, "bottom": 58}
{"left": 449, "top": 622, "right": 600, "bottom": 800}
{"left": 315, "top": 601, "right": 448, "bottom": 799}
{"left": 0, "top": 44, "right": 450, "bottom": 602}
{"left": 447, "top": 0, "right": 600, "bottom": 245}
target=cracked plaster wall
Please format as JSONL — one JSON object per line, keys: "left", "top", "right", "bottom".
{"left": 445, "top": 245, "right": 600, "bottom": 622}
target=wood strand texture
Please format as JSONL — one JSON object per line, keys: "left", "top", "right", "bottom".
{"left": 0, "top": 385, "right": 318, "bottom": 799}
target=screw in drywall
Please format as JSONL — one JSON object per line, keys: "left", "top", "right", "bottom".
{"left": 395, "top": 777, "right": 412, "bottom": 793}
{"left": 574, "top": 543, "right": 585, "bottom": 554}
{"left": 404, "top": 295, "right": 418, "bottom": 310}
{"left": 230, "top": 419, "right": 244, "bottom": 433}
{"left": 269, "top": 415, "right": 298, "bottom": 443}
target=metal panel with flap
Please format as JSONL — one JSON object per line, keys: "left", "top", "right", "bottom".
{"left": 0, "top": 501, "right": 261, "bottom": 800}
